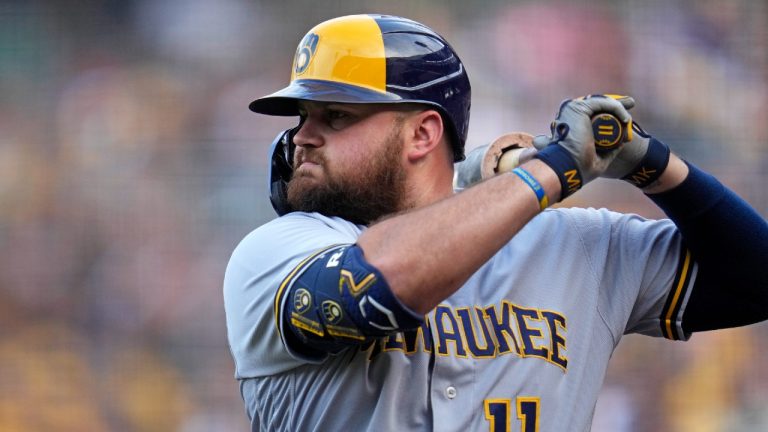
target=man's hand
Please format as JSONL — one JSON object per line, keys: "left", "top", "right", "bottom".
{"left": 454, "top": 133, "right": 535, "bottom": 190}
{"left": 606, "top": 121, "right": 673, "bottom": 189}
{"left": 532, "top": 95, "right": 633, "bottom": 200}
{"left": 601, "top": 122, "right": 651, "bottom": 179}
{"left": 453, "top": 96, "right": 677, "bottom": 195}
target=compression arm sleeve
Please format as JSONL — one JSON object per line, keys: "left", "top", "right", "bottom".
{"left": 276, "top": 244, "right": 424, "bottom": 360}
{"left": 649, "top": 161, "right": 768, "bottom": 332}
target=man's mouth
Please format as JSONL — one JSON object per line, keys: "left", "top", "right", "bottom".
{"left": 294, "top": 159, "right": 323, "bottom": 177}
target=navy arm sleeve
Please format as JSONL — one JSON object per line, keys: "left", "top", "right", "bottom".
{"left": 649, "top": 161, "right": 768, "bottom": 332}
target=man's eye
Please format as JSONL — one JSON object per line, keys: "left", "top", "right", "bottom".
{"left": 327, "top": 110, "right": 353, "bottom": 129}
{"left": 328, "top": 110, "right": 348, "bottom": 120}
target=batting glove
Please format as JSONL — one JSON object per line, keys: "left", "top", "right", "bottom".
{"left": 454, "top": 133, "right": 536, "bottom": 190}
{"left": 603, "top": 121, "right": 671, "bottom": 188}
{"left": 532, "top": 95, "right": 633, "bottom": 200}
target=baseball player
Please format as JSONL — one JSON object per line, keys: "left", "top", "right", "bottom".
{"left": 223, "top": 14, "right": 768, "bottom": 431}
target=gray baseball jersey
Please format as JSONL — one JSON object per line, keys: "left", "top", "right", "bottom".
{"left": 224, "top": 207, "right": 696, "bottom": 431}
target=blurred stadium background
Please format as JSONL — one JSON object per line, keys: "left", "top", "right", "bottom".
{"left": 0, "top": 0, "right": 766, "bottom": 430}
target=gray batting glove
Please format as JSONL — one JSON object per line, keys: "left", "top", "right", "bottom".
{"left": 532, "top": 95, "right": 633, "bottom": 199}
{"left": 602, "top": 123, "right": 649, "bottom": 179}
{"left": 607, "top": 121, "right": 672, "bottom": 188}
{"left": 454, "top": 133, "right": 536, "bottom": 190}
{"left": 454, "top": 144, "right": 487, "bottom": 190}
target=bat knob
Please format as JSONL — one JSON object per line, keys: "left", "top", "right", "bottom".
{"left": 591, "top": 113, "right": 631, "bottom": 153}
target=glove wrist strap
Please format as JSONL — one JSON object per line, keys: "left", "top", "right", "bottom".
{"left": 621, "top": 137, "right": 671, "bottom": 188}
{"left": 533, "top": 145, "right": 583, "bottom": 201}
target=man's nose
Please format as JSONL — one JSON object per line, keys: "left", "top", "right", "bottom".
{"left": 292, "top": 117, "right": 323, "bottom": 149}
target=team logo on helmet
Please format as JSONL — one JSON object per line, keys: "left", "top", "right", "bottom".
{"left": 294, "top": 32, "right": 319, "bottom": 75}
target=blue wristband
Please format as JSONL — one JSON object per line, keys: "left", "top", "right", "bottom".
{"left": 512, "top": 167, "right": 549, "bottom": 210}
{"left": 622, "top": 137, "right": 670, "bottom": 188}
{"left": 533, "top": 144, "right": 583, "bottom": 200}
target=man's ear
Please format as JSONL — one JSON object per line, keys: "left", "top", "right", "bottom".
{"left": 405, "top": 110, "right": 445, "bottom": 162}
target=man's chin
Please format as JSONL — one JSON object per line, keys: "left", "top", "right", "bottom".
{"left": 287, "top": 186, "right": 392, "bottom": 225}
{"left": 287, "top": 179, "right": 341, "bottom": 212}
{"left": 286, "top": 174, "right": 324, "bottom": 198}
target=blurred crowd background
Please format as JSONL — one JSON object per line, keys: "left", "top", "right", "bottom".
{"left": 1, "top": 0, "right": 766, "bottom": 431}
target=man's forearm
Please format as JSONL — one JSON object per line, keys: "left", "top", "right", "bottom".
{"left": 357, "top": 160, "right": 561, "bottom": 314}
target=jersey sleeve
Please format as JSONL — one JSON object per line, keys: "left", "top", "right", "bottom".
{"left": 564, "top": 208, "right": 697, "bottom": 343}
{"left": 223, "top": 212, "right": 363, "bottom": 378}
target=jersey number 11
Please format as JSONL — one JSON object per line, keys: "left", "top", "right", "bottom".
{"left": 484, "top": 397, "right": 540, "bottom": 432}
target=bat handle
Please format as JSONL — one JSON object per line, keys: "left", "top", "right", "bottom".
{"left": 591, "top": 113, "right": 632, "bottom": 153}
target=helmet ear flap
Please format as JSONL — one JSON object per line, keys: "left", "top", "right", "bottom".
{"left": 268, "top": 126, "right": 299, "bottom": 216}
{"left": 269, "top": 179, "right": 291, "bottom": 216}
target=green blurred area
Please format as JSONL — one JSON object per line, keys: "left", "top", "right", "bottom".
{"left": 0, "top": 1, "right": 766, "bottom": 431}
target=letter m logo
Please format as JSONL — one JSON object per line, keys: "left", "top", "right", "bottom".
{"left": 564, "top": 170, "right": 581, "bottom": 194}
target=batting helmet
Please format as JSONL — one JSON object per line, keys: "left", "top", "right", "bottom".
{"left": 252, "top": 14, "right": 472, "bottom": 215}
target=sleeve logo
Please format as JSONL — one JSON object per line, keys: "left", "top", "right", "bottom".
{"left": 322, "top": 300, "right": 343, "bottom": 324}
{"left": 294, "top": 288, "right": 312, "bottom": 314}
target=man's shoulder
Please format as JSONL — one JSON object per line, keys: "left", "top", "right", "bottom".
{"left": 539, "top": 206, "right": 665, "bottom": 227}
{"left": 534, "top": 206, "right": 676, "bottom": 246}
{"left": 245, "top": 211, "right": 359, "bottom": 238}
{"left": 224, "top": 212, "right": 364, "bottom": 307}
{"left": 528, "top": 206, "right": 614, "bottom": 231}
{"left": 230, "top": 212, "right": 363, "bottom": 263}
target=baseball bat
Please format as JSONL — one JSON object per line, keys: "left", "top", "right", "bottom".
{"left": 494, "top": 114, "right": 631, "bottom": 174}
{"left": 455, "top": 114, "right": 634, "bottom": 190}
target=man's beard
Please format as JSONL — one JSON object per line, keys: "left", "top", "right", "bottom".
{"left": 286, "top": 127, "right": 407, "bottom": 225}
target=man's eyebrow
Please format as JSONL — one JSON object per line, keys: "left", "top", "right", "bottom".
{"left": 325, "top": 103, "right": 362, "bottom": 111}
{"left": 297, "top": 101, "right": 350, "bottom": 111}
